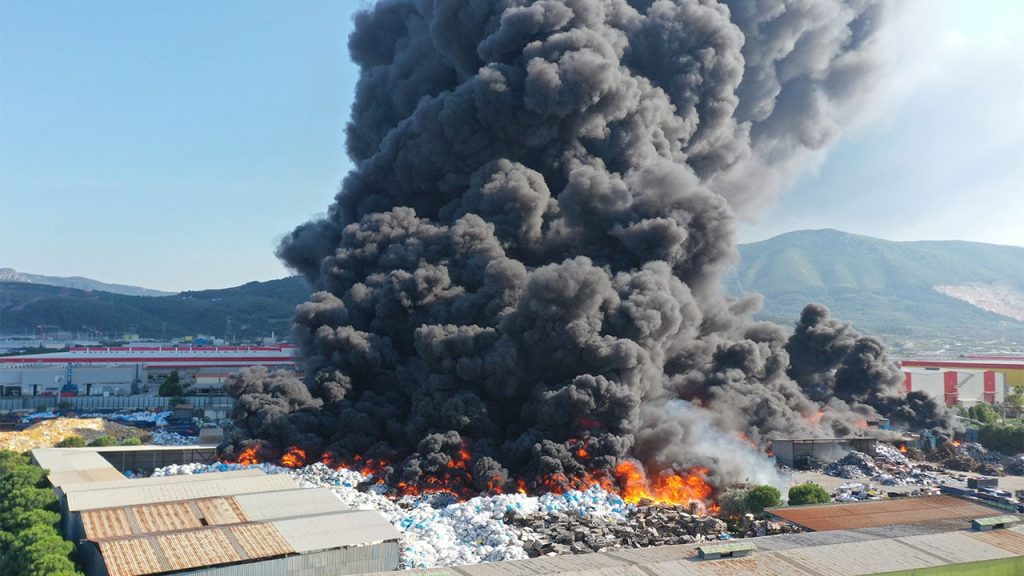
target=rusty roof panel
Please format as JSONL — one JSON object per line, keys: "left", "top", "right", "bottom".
{"left": 196, "top": 496, "right": 247, "bottom": 525}
{"left": 969, "top": 527, "right": 1024, "bottom": 555}
{"left": 230, "top": 522, "right": 293, "bottom": 558}
{"left": 98, "top": 538, "right": 161, "bottom": 576}
{"left": 768, "top": 496, "right": 1000, "bottom": 531}
{"left": 157, "top": 529, "right": 241, "bottom": 572}
{"left": 82, "top": 508, "right": 133, "bottom": 540}
{"left": 133, "top": 501, "right": 202, "bottom": 534}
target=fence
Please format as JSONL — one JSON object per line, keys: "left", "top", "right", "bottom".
{"left": 0, "top": 395, "right": 234, "bottom": 412}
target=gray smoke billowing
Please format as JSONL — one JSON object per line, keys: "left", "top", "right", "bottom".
{"left": 224, "top": 0, "right": 951, "bottom": 494}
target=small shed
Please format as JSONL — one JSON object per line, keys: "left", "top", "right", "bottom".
{"left": 697, "top": 541, "right": 756, "bottom": 560}
{"left": 971, "top": 515, "right": 1021, "bottom": 531}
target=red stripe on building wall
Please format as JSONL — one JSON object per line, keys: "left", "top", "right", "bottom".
{"left": 944, "top": 371, "right": 959, "bottom": 406}
{"left": 984, "top": 371, "right": 997, "bottom": 404}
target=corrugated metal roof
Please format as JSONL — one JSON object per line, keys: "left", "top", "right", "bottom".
{"left": 48, "top": 467, "right": 127, "bottom": 488}
{"left": 61, "top": 468, "right": 264, "bottom": 494}
{"left": 68, "top": 473, "right": 296, "bottom": 511}
{"left": 97, "top": 538, "right": 162, "bottom": 576}
{"left": 273, "top": 511, "right": 402, "bottom": 553}
{"left": 157, "top": 529, "right": 241, "bottom": 571}
{"left": 230, "top": 523, "right": 293, "bottom": 558}
{"left": 698, "top": 542, "right": 756, "bottom": 554}
{"left": 364, "top": 518, "right": 1024, "bottom": 576}
{"left": 232, "top": 487, "right": 348, "bottom": 521}
{"left": 195, "top": 496, "right": 248, "bottom": 525}
{"left": 133, "top": 501, "right": 202, "bottom": 533}
{"left": 973, "top": 515, "right": 1021, "bottom": 526}
{"left": 33, "top": 447, "right": 118, "bottom": 474}
{"left": 82, "top": 508, "right": 133, "bottom": 540}
{"left": 767, "top": 495, "right": 1000, "bottom": 531}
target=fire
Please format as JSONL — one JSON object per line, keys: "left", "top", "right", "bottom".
{"left": 898, "top": 443, "right": 908, "bottom": 453}
{"left": 279, "top": 446, "right": 307, "bottom": 468}
{"left": 952, "top": 440, "right": 962, "bottom": 447}
{"left": 614, "top": 461, "right": 713, "bottom": 507}
{"left": 234, "top": 446, "right": 260, "bottom": 465}
{"left": 576, "top": 447, "right": 590, "bottom": 459}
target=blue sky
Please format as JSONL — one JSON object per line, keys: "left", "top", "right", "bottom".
{"left": 1, "top": 1, "right": 1021, "bottom": 292}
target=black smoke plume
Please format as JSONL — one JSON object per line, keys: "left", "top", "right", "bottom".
{"left": 223, "top": 0, "right": 951, "bottom": 493}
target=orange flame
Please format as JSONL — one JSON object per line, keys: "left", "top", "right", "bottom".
{"left": 898, "top": 443, "right": 908, "bottom": 453}
{"left": 235, "top": 446, "right": 259, "bottom": 465}
{"left": 952, "top": 440, "right": 962, "bottom": 447}
{"left": 279, "top": 446, "right": 307, "bottom": 468}
{"left": 614, "top": 461, "right": 713, "bottom": 507}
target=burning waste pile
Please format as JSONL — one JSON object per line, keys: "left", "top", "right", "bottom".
{"left": 929, "top": 441, "right": 1007, "bottom": 476}
{"left": 216, "top": 0, "right": 955, "bottom": 566}
{"left": 152, "top": 460, "right": 730, "bottom": 568}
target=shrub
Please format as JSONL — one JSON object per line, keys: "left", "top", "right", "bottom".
{"left": 745, "top": 485, "right": 782, "bottom": 514}
{"left": 88, "top": 436, "right": 117, "bottom": 447}
{"left": 56, "top": 401, "right": 72, "bottom": 411}
{"left": 788, "top": 483, "right": 831, "bottom": 506}
{"left": 55, "top": 436, "right": 85, "bottom": 448}
{"left": 718, "top": 488, "right": 751, "bottom": 518}
{"left": 158, "top": 371, "right": 183, "bottom": 397}
{"left": 121, "top": 437, "right": 142, "bottom": 446}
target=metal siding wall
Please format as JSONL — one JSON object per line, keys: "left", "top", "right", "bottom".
{"left": 0, "top": 394, "right": 234, "bottom": 411}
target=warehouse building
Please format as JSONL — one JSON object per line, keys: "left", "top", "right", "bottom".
{"left": 0, "top": 364, "right": 145, "bottom": 396}
{"left": 77, "top": 489, "right": 402, "bottom": 576}
{"left": 35, "top": 446, "right": 402, "bottom": 575}
{"left": 903, "top": 367, "right": 1008, "bottom": 406}
{"left": 771, "top": 437, "right": 877, "bottom": 468}
{"left": 902, "top": 357, "right": 1024, "bottom": 387}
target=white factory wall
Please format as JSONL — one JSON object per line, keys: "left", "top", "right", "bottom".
{"left": 904, "top": 368, "right": 1006, "bottom": 406}
{"left": 0, "top": 365, "right": 144, "bottom": 396}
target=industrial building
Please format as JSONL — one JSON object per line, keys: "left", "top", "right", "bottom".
{"left": 0, "top": 364, "right": 145, "bottom": 396}
{"left": 372, "top": 496, "right": 1024, "bottom": 576}
{"left": 34, "top": 446, "right": 403, "bottom": 575}
{"left": 0, "top": 344, "right": 299, "bottom": 370}
{"left": 901, "top": 356, "right": 1024, "bottom": 387}
{"left": 903, "top": 367, "right": 1008, "bottom": 406}
{"left": 771, "top": 438, "right": 877, "bottom": 468}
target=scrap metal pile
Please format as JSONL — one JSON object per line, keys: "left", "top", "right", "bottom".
{"left": 930, "top": 442, "right": 1007, "bottom": 476}
{"left": 823, "top": 444, "right": 944, "bottom": 487}
{"left": 152, "top": 461, "right": 734, "bottom": 569}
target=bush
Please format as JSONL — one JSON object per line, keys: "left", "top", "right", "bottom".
{"left": 745, "top": 485, "right": 782, "bottom": 514}
{"left": 56, "top": 401, "right": 72, "bottom": 411}
{"left": 969, "top": 404, "right": 1000, "bottom": 424}
{"left": 55, "top": 436, "right": 85, "bottom": 448}
{"left": 977, "top": 423, "right": 1024, "bottom": 454}
{"left": 121, "top": 437, "right": 142, "bottom": 446}
{"left": 718, "top": 489, "right": 751, "bottom": 518}
{"left": 88, "top": 436, "right": 117, "bottom": 447}
{"left": 788, "top": 483, "right": 831, "bottom": 506}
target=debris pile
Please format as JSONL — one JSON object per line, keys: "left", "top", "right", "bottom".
{"left": 80, "top": 411, "right": 171, "bottom": 428}
{"left": 508, "top": 504, "right": 726, "bottom": 556}
{"left": 930, "top": 442, "right": 1007, "bottom": 476}
{"left": 151, "top": 430, "right": 198, "bottom": 446}
{"left": 823, "top": 452, "right": 882, "bottom": 479}
{"left": 151, "top": 461, "right": 733, "bottom": 569}
{"left": 0, "top": 417, "right": 150, "bottom": 452}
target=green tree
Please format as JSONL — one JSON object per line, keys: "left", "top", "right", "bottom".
{"left": 745, "top": 485, "right": 782, "bottom": 514}
{"left": 788, "top": 483, "right": 831, "bottom": 506}
{"left": 1006, "top": 388, "right": 1024, "bottom": 413}
{"left": 968, "top": 403, "right": 1000, "bottom": 424}
{"left": 121, "top": 437, "right": 142, "bottom": 446}
{"left": 159, "top": 371, "right": 183, "bottom": 397}
{"left": 718, "top": 489, "right": 751, "bottom": 518}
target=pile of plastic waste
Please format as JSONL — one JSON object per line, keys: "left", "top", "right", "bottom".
{"left": 823, "top": 452, "right": 881, "bottom": 479}
{"left": 151, "top": 461, "right": 730, "bottom": 569}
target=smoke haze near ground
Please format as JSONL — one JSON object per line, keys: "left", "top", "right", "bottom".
{"left": 224, "top": 0, "right": 953, "bottom": 493}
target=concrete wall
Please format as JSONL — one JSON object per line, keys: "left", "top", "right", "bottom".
{"left": 773, "top": 438, "right": 877, "bottom": 467}
{"left": 905, "top": 369, "right": 1007, "bottom": 406}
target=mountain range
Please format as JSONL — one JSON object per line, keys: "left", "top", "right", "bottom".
{"left": 2, "top": 229, "right": 1022, "bottom": 344}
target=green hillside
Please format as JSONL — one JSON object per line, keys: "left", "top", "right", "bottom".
{"left": 0, "top": 277, "right": 310, "bottom": 339}
{"left": 729, "top": 229, "right": 1024, "bottom": 341}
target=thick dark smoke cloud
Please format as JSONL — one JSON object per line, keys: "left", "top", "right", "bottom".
{"left": 225, "top": 0, "right": 950, "bottom": 492}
